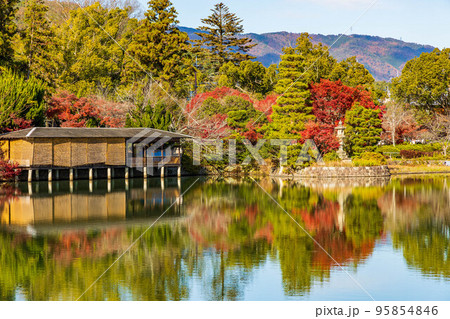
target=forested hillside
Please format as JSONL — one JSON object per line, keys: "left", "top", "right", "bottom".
{"left": 180, "top": 27, "right": 435, "bottom": 82}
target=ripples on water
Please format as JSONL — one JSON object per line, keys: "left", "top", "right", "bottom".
{"left": 0, "top": 176, "right": 449, "bottom": 301}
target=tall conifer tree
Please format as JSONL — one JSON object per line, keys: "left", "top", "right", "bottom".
{"left": 126, "top": 0, "right": 190, "bottom": 89}
{"left": 0, "top": 0, "right": 19, "bottom": 67}
{"left": 195, "top": 2, "right": 256, "bottom": 68}
{"left": 269, "top": 46, "right": 313, "bottom": 138}
{"left": 294, "top": 33, "right": 336, "bottom": 84}
{"left": 22, "top": 0, "right": 56, "bottom": 83}
{"left": 344, "top": 103, "right": 382, "bottom": 156}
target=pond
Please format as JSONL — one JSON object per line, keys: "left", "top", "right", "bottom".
{"left": 0, "top": 175, "right": 449, "bottom": 301}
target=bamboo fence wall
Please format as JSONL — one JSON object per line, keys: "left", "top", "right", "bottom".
{"left": 5, "top": 138, "right": 127, "bottom": 167}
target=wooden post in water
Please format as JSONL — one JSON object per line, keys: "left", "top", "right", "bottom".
{"left": 48, "top": 169, "right": 52, "bottom": 182}
{"left": 177, "top": 166, "right": 181, "bottom": 177}
{"left": 125, "top": 167, "right": 129, "bottom": 179}
{"left": 69, "top": 169, "right": 74, "bottom": 182}
{"left": 89, "top": 168, "right": 93, "bottom": 181}
{"left": 143, "top": 166, "right": 148, "bottom": 179}
{"left": 107, "top": 167, "right": 112, "bottom": 180}
{"left": 28, "top": 170, "right": 33, "bottom": 182}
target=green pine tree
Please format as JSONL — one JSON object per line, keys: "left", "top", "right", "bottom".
{"left": 126, "top": 101, "right": 173, "bottom": 131}
{"left": 344, "top": 103, "right": 382, "bottom": 157}
{"left": 218, "top": 60, "right": 277, "bottom": 95}
{"left": 0, "top": 69, "right": 46, "bottom": 132}
{"left": 22, "top": 0, "right": 56, "bottom": 83}
{"left": 195, "top": 2, "right": 256, "bottom": 68}
{"left": 269, "top": 46, "right": 314, "bottom": 138}
{"left": 0, "top": 0, "right": 19, "bottom": 67}
{"left": 125, "top": 0, "right": 191, "bottom": 89}
{"left": 294, "top": 33, "right": 336, "bottom": 84}
{"left": 330, "top": 56, "right": 375, "bottom": 88}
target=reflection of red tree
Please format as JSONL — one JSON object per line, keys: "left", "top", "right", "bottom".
{"left": 187, "top": 204, "right": 275, "bottom": 250}
{"left": 293, "top": 200, "right": 340, "bottom": 232}
{"left": 293, "top": 199, "right": 376, "bottom": 270}
{"left": 312, "top": 230, "right": 375, "bottom": 270}
{"left": 254, "top": 223, "right": 274, "bottom": 244}
{"left": 0, "top": 184, "right": 21, "bottom": 215}
{"left": 8, "top": 228, "right": 128, "bottom": 264}
{"left": 11, "top": 234, "right": 33, "bottom": 246}
{"left": 51, "top": 228, "right": 126, "bottom": 263}
{"left": 244, "top": 204, "right": 259, "bottom": 225}
{"left": 188, "top": 206, "right": 234, "bottom": 250}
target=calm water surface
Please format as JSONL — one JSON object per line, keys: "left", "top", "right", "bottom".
{"left": 0, "top": 176, "right": 449, "bottom": 301}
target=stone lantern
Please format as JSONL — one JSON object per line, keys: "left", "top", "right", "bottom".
{"left": 334, "top": 121, "right": 349, "bottom": 160}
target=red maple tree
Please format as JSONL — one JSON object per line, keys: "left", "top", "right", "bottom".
{"left": 301, "top": 121, "right": 340, "bottom": 154}
{"left": 0, "top": 155, "right": 21, "bottom": 181}
{"left": 6, "top": 114, "right": 33, "bottom": 133}
{"left": 310, "top": 79, "right": 379, "bottom": 125}
{"left": 185, "top": 87, "right": 278, "bottom": 139}
{"left": 304, "top": 79, "right": 383, "bottom": 153}
{"left": 46, "top": 92, "right": 126, "bottom": 128}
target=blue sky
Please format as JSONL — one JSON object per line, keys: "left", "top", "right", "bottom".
{"left": 138, "top": 0, "right": 450, "bottom": 48}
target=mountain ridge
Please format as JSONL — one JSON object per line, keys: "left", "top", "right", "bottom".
{"left": 179, "top": 27, "right": 435, "bottom": 82}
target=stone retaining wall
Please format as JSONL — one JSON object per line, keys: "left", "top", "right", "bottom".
{"left": 294, "top": 176, "right": 391, "bottom": 188}
{"left": 295, "top": 165, "right": 391, "bottom": 178}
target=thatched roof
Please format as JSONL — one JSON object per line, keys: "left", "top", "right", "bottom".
{"left": 0, "top": 127, "right": 192, "bottom": 140}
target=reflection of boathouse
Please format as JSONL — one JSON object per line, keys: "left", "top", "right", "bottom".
{"left": 0, "top": 127, "right": 191, "bottom": 181}
{"left": 0, "top": 179, "right": 184, "bottom": 231}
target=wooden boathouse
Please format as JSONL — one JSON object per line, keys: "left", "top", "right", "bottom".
{"left": 0, "top": 127, "right": 191, "bottom": 181}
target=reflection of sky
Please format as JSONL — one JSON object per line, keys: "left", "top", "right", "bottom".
{"left": 188, "top": 235, "right": 450, "bottom": 301}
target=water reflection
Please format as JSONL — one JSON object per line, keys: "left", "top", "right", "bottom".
{"left": 1, "top": 179, "right": 183, "bottom": 229}
{"left": 0, "top": 175, "right": 449, "bottom": 300}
